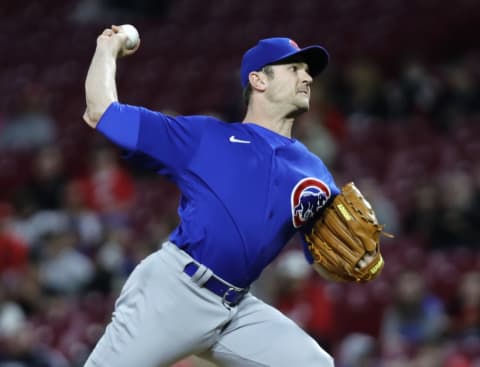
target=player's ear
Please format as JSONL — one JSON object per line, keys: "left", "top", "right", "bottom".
{"left": 249, "top": 72, "right": 267, "bottom": 92}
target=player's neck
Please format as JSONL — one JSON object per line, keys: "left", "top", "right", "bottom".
{"left": 243, "top": 106, "right": 294, "bottom": 138}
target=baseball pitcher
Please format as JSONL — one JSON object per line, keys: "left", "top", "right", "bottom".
{"left": 82, "top": 26, "right": 389, "bottom": 367}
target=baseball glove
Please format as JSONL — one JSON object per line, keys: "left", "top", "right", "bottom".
{"left": 304, "top": 182, "right": 392, "bottom": 283}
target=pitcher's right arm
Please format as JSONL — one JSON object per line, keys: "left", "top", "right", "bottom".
{"left": 83, "top": 26, "right": 139, "bottom": 128}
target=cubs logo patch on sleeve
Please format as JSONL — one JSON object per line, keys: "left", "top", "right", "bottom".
{"left": 291, "top": 177, "right": 331, "bottom": 228}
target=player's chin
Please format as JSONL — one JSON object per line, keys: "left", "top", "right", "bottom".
{"left": 296, "top": 100, "right": 310, "bottom": 114}
{"left": 287, "top": 98, "right": 310, "bottom": 118}
{"left": 296, "top": 95, "right": 310, "bottom": 110}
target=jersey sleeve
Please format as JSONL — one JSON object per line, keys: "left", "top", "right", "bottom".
{"left": 96, "top": 102, "right": 204, "bottom": 178}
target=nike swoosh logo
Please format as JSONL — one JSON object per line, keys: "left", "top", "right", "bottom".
{"left": 229, "top": 135, "right": 251, "bottom": 144}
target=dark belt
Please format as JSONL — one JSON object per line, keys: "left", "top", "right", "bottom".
{"left": 183, "top": 262, "right": 248, "bottom": 307}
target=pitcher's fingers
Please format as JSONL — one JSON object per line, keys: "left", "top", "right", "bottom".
{"left": 102, "top": 28, "right": 113, "bottom": 36}
{"left": 363, "top": 254, "right": 374, "bottom": 263}
{"left": 357, "top": 259, "right": 367, "bottom": 269}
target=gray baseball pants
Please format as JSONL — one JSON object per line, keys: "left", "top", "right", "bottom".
{"left": 83, "top": 241, "right": 334, "bottom": 367}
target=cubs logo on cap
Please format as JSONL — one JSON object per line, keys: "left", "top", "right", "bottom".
{"left": 291, "top": 177, "right": 331, "bottom": 228}
{"left": 240, "top": 37, "right": 329, "bottom": 87}
{"left": 289, "top": 39, "right": 300, "bottom": 49}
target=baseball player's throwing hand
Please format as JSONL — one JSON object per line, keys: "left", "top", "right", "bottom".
{"left": 96, "top": 25, "right": 140, "bottom": 59}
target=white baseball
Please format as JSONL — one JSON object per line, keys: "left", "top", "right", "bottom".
{"left": 120, "top": 24, "right": 139, "bottom": 50}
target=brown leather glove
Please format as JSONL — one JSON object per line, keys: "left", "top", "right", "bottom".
{"left": 304, "top": 182, "right": 392, "bottom": 282}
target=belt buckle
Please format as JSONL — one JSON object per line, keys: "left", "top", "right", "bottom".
{"left": 222, "top": 287, "right": 242, "bottom": 308}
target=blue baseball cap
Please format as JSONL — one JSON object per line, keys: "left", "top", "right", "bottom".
{"left": 240, "top": 37, "right": 329, "bottom": 88}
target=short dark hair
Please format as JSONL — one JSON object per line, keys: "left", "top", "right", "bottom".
{"left": 243, "top": 65, "right": 274, "bottom": 106}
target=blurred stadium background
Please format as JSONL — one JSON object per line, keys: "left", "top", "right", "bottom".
{"left": 1, "top": 1, "right": 479, "bottom": 366}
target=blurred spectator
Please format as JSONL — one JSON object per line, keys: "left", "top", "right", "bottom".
{"left": 337, "top": 333, "right": 379, "bottom": 367}
{"left": 0, "top": 285, "right": 27, "bottom": 340}
{"left": 37, "top": 230, "right": 94, "bottom": 295}
{"left": 0, "top": 322, "right": 69, "bottom": 367}
{"left": 409, "top": 342, "right": 445, "bottom": 367}
{"left": 433, "top": 61, "right": 480, "bottom": 130}
{"left": 272, "top": 250, "right": 336, "bottom": 351}
{"left": 0, "top": 85, "right": 57, "bottom": 151}
{"left": 320, "top": 68, "right": 352, "bottom": 139}
{"left": 383, "top": 80, "right": 410, "bottom": 120}
{"left": 472, "top": 163, "right": 480, "bottom": 232}
{"left": 92, "top": 226, "right": 134, "bottom": 294}
{"left": 5, "top": 265, "right": 45, "bottom": 317}
{"left": 61, "top": 180, "right": 103, "bottom": 250}
{"left": 1, "top": 286, "right": 53, "bottom": 366}
{"left": 0, "top": 301, "right": 26, "bottom": 342}
{"left": 8, "top": 179, "right": 103, "bottom": 252}
{"left": 80, "top": 145, "right": 135, "bottom": 227}
{"left": 343, "top": 59, "right": 387, "bottom": 121}
{"left": 403, "top": 181, "right": 439, "bottom": 244}
{"left": 25, "top": 146, "right": 68, "bottom": 211}
{"left": 430, "top": 171, "right": 477, "bottom": 249}
{"left": 0, "top": 202, "right": 29, "bottom": 275}
{"left": 446, "top": 271, "right": 480, "bottom": 342}
{"left": 444, "top": 353, "right": 473, "bottom": 367}
{"left": 9, "top": 201, "right": 70, "bottom": 249}
{"left": 380, "top": 271, "right": 448, "bottom": 357}
{"left": 396, "top": 59, "right": 440, "bottom": 118}
{"left": 88, "top": 223, "right": 158, "bottom": 295}
{"left": 8, "top": 191, "right": 38, "bottom": 246}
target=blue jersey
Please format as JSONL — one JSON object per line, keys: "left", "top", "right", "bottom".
{"left": 97, "top": 102, "right": 340, "bottom": 288}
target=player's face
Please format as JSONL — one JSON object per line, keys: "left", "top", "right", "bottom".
{"left": 265, "top": 62, "right": 313, "bottom": 115}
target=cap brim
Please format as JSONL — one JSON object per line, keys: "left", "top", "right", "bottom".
{"left": 271, "top": 46, "right": 329, "bottom": 77}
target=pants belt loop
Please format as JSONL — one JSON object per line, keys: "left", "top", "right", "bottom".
{"left": 190, "top": 264, "right": 213, "bottom": 287}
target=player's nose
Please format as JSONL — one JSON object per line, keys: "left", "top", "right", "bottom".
{"left": 301, "top": 70, "right": 313, "bottom": 85}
